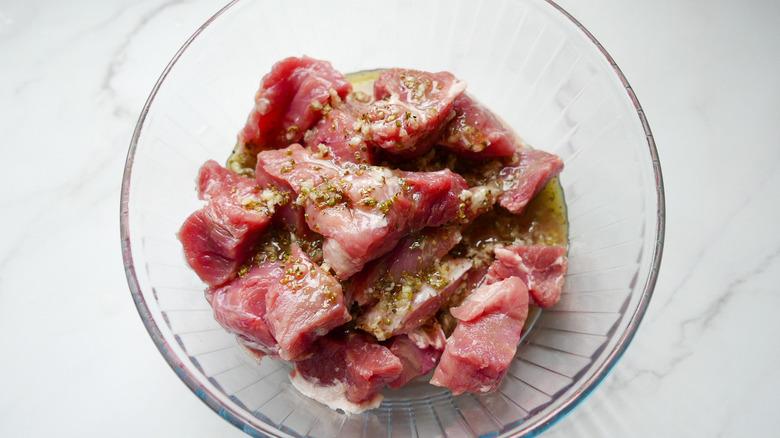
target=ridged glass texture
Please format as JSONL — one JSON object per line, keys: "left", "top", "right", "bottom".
{"left": 121, "top": 0, "right": 664, "bottom": 436}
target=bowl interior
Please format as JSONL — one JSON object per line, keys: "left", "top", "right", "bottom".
{"left": 122, "top": 0, "right": 663, "bottom": 436}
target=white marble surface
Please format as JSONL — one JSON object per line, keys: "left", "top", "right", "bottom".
{"left": 1, "top": 0, "right": 778, "bottom": 436}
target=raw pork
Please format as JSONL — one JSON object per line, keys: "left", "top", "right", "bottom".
{"left": 349, "top": 226, "right": 462, "bottom": 307}
{"left": 238, "top": 56, "right": 352, "bottom": 154}
{"left": 207, "top": 262, "right": 283, "bottom": 358}
{"left": 439, "top": 94, "right": 518, "bottom": 159}
{"left": 264, "top": 244, "right": 351, "bottom": 360}
{"left": 306, "top": 104, "right": 375, "bottom": 165}
{"left": 290, "top": 330, "right": 402, "bottom": 414}
{"left": 180, "top": 60, "right": 570, "bottom": 412}
{"left": 497, "top": 149, "right": 564, "bottom": 215}
{"left": 362, "top": 69, "right": 466, "bottom": 158}
{"left": 256, "top": 144, "right": 467, "bottom": 277}
{"left": 486, "top": 244, "right": 568, "bottom": 308}
{"left": 386, "top": 323, "right": 446, "bottom": 389}
{"left": 430, "top": 277, "right": 529, "bottom": 395}
{"left": 178, "top": 161, "right": 277, "bottom": 287}
{"left": 355, "top": 257, "right": 472, "bottom": 341}
{"left": 207, "top": 244, "right": 350, "bottom": 361}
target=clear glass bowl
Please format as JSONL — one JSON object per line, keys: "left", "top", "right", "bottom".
{"left": 121, "top": 0, "right": 664, "bottom": 436}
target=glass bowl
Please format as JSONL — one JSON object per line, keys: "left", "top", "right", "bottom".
{"left": 121, "top": 0, "right": 664, "bottom": 436}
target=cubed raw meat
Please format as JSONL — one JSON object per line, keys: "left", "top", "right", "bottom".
{"left": 386, "top": 323, "right": 446, "bottom": 389}
{"left": 178, "top": 161, "right": 277, "bottom": 287}
{"left": 305, "top": 104, "right": 375, "bottom": 164}
{"left": 180, "top": 60, "right": 572, "bottom": 408}
{"left": 355, "top": 257, "right": 472, "bottom": 341}
{"left": 485, "top": 244, "right": 568, "bottom": 308}
{"left": 437, "top": 148, "right": 563, "bottom": 219}
{"left": 264, "top": 244, "right": 351, "bottom": 360}
{"left": 349, "top": 226, "right": 462, "bottom": 307}
{"left": 207, "top": 262, "right": 284, "bottom": 358}
{"left": 360, "top": 69, "right": 466, "bottom": 159}
{"left": 439, "top": 94, "right": 518, "bottom": 159}
{"left": 238, "top": 56, "right": 352, "bottom": 154}
{"left": 289, "top": 330, "right": 403, "bottom": 414}
{"left": 207, "top": 244, "right": 350, "bottom": 362}
{"left": 404, "top": 171, "right": 469, "bottom": 229}
{"left": 430, "top": 277, "right": 529, "bottom": 395}
{"left": 497, "top": 149, "right": 563, "bottom": 215}
{"left": 257, "top": 144, "right": 467, "bottom": 277}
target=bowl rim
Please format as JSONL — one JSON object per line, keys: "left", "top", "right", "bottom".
{"left": 120, "top": 0, "right": 665, "bottom": 436}
{"left": 521, "top": 2, "right": 666, "bottom": 434}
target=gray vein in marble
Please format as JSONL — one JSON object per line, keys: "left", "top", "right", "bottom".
{"left": 689, "top": 245, "right": 779, "bottom": 332}
{"left": 612, "top": 240, "right": 780, "bottom": 391}
{"left": 100, "top": 0, "right": 186, "bottom": 111}
{"left": 1, "top": 1, "right": 196, "bottom": 274}
{"left": 6, "top": 71, "right": 47, "bottom": 99}
{"left": 610, "top": 348, "right": 693, "bottom": 392}
{"left": 652, "top": 166, "right": 777, "bottom": 317}
{"left": 71, "top": 4, "right": 134, "bottom": 42}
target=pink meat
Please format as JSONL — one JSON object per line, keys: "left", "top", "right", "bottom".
{"left": 257, "top": 144, "right": 467, "bottom": 278}
{"left": 460, "top": 185, "right": 501, "bottom": 224}
{"left": 264, "top": 244, "right": 351, "bottom": 360}
{"left": 485, "top": 244, "right": 568, "bottom": 308}
{"left": 305, "top": 104, "right": 375, "bottom": 164}
{"left": 290, "top": 330, "right": 403, "bottom": 413}
{"left": 432, "top": 313, "right": 524, "bottom": 395}
{"left": 344, "top": 336, "right": 402, "bottom": 403}
{"left": 361, "top": 69, "right": 466, "bottom": 159}
{"left": 430, "top": 277, "right": 529, "bottom": 395}
{"left": 207, "top": 263, "right": 284, "bottom": 358}
{"left": 404, "top": 171, "right": 468, "bottom": 229}
{"left": 237, "top": 56, "right": 352, "bottom": 152}
{"left": 197, "top": 159, "right": 253, "bottom": 199}
{"left": 255, "top": 143, "right": 341, "bottom": 192}
{"left": 178, "top": 161, "right": 273, "bottom": 287}
{"left": 270, "top": 197, "right": 308, "bottom": 237}
{"left": 497, "top": 149, "right": 563, "bottom": 215}
{"left": 355, "top": 257, "right": 472, "bottom": 341}
{"left": 207, "top": 244, "right": 350, "bottom": 361}
{"left": 439, "top": 94, "right": 518, "bottom": 159}
{"left": 349, "top": 226, "right": 462, "bottom": 307}
{"left": 451, "top": 277, "right": 528, "bottom": 323}
{"left": 387, "top": 323, "right": 446, "bottom": 389}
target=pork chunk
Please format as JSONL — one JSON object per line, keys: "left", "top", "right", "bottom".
{"left": 486, "top": 244, "right": 568, "bottom": 308}
{"left": 264, "top": 244, "right": 351, "bottom": 360}
{"left": 497, "top": 149, "right": 563, "bottom": 215}
{"left": 207, "top": 244, "right": 349, "bottom": 361}
{"left": 289, "top": 330, "right": 402, "bottom": 414}
{"left": 430, "top": 277, "right": 529, "bottom": 395}
{"left": 257, "top": 144, "right": 467, "bottom": 277}
{"left": 349, "top": 226, "right": 462, "bottom": 307}
{"left": 360, "top": 69, "right": 466, "bottom": 159}
{"left": 207, "top": 262, "right": 284, "bottom": 358}
{"left": 355, "top": 257, "right": 472, "bottom": 341}
{"left": 387, "top": 323, "right": 446, "bottom": 389}
{"left": 237, "top": 56, "right": 352, "bottom": 155}
{"left": 306, "top": 104, "right": 375, "bottom": 165}
{"left": 439, "top": 94, "right": 518, "bottom": 159}
{"left": 178, "top": 161, "right": 277, "bottom": 287}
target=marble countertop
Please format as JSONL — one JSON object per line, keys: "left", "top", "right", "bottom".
{"left": 1, "top": 0, "right": 777, "bottom": 436}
